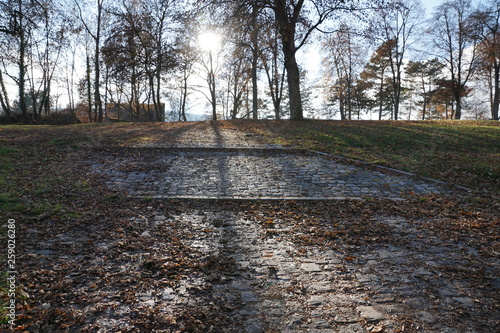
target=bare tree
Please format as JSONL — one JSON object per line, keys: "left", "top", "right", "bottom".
{"left": 199, "top": 0, "right": 366, "bottom": 120}
{"left": 0, "top": 0, "right": 34, "bottom": 122}
{"left": 204, "top": 0, "right": 266, "bottom": 119}
{"left": 0, "top": 47, "right": 12, "bottom": 120}
{"left": 322, "top": 21, "right": 366, "bottom": 120}
{"left": 28, "top": 1, "right": 69, "bottom": 121}
{"left": 221, "top": 41, "right": 252, "bottom": 119}
{"left": 429, "top": 0, "right": 481, "bottom": 119}
{"left": 204, "top": 37, "right": 218, "bottom": 120}
{"left": 269, "top": 0, "right": 357, "bottom": 120}
{"left": 74, "top": 0, "right": 105, "bottom": 122}
{"left": 473, "top": 1, "right": 500, "bottom": 120}
{"left": 61, "top": 31, "right": 80, "bottom": 115}
{"left": 0, "top": 75, "right": 11, "bottom": 119}
{"left": 368, "top": 0, "right": 423, "bottom": 120}
{"left": 174, "top": 35, "right": 197, "bottom": 121}
{"left": 260, "top": 17, "right": 286, "bottom": 119}
{"left": 102, "top": 4, "right": 148, "bottom": 120}
{"left": 138, "top": 0, "right": 178, "bottom": 121}
{"left": 194, "top": 26, "right": 225, "bottom": 120}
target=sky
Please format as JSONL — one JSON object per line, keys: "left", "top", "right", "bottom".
{"left": 421, "top": 0, "right": 444, "bottom": 16}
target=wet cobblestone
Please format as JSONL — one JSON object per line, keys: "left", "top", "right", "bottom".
{"left": 142, "top": 208, "right": 498, "bottom": 332}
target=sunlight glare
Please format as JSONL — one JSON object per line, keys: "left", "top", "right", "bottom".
{"left": 198, "top": 31, "right": 221, "bottom": 53}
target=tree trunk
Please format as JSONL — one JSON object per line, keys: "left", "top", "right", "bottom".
{"left": 208, "top": 51, "right": 217, "bottom": 120}
{"left": 283, "top": 49, "right": 303, "bottom": 120}
{"left": 454, "top": 92, "right": 462, "bottom": 120}
{"left": 0, "top": 70, "right": 12, "bottom": 120}
{"left": 251, "top": 3, "right": 259, "bottom": 120}
{"left": 251, "top": 49, "right": 258, "bottom": 120}
{"left": 155, "top": 68, "right": 162, "bottom": 121}
{"left": 44, "top": 84, "right": 50, "bottom": 116}
{"left": 181, "top": 74, "right": 188, "bottom": 122}
{"left": 393, "top": 81, "right": 400, "bottom": 120}
{"left": 339, "top": 95, "right": 346, "bottom": 120}
{"left": 347, "top": 76, "right": 352, "bottom": 120}
{"left": 378, "top": 72, "right": 384, "bottom": 121}
{"left": 422, "top": 99, "right": 427, "bottom": 120}
{"left": 19, "top": 43, "right": 28, "bottom": 123}
{"left": 154, "top": 20, "right": 164, "bottom": 122}
{"left": 274, "top": 0, "right": 304, "bottom": 121}
{"left": 95, "top": 0, "right": 103, "bottom": 123}
{"left": 18, "top": 0, "right": 28, "bottom": 124}
{"left": 104, "top": 66, "right": 109, "bottom": 121}
{"left": 86, "top": 55, "right": 93, "bottom": 122}
{"left": 263, "top": 42, "right": 284, "bottom": 120}
{"left": 493, "top": 63, "right": 499, "bottom": 120}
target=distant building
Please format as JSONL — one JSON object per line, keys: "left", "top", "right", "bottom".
{"left": 106, "top": 103, "right": 165, "bottom": 122}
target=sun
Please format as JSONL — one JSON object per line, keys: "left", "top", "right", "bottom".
{"left": 198, "top": 31, "right": 221, "bottom": 53}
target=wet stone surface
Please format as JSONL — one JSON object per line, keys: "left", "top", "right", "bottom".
{"left": 92, "top": 148, "right": 449, "bottom": 200}
{"left": 116, "top": 208, "right": 497, "bottom": 333}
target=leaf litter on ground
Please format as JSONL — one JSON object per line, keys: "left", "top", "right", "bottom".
{"left": 0, "top": 121, "right": 498, "bottom": 331}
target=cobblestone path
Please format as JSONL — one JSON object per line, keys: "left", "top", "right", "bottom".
{"left": 92, "top": 121, "right": 452, "bottom": 200}
{"left": 93, "top": 148, "right": 449, "bottom": 200}
{"left": 91, "top": 120, "right": 456, "bottom": 200}
{"left": 86, "top": 123, "right": 497, "bottom": 332}
{"left": 162, "top": 208, "right": 496, "bottom": 333}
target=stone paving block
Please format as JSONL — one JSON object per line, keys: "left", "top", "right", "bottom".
{"left": 301, "top": 263, "right": 323, "bottom": 272}
{"left": 307, "top": 295, "right": 328, "bottom": 306}
{"left": 416, "top": 310, "right": 437, "bottom": 324}
{"left": 453, "top": 297, "right": 475, "bottom": 307}
{"left": 311, "top": 318, "right": 331, "bottom": 328}
{"left": 241, "top": 291, "right": 259, "bottom": 303}
{"left": 333, "top": 313, "right": 360, "bottom": 324}
{"left": 342, "top": 324, "right": 370, "bottom": 333}
{"left": 356, "top": 306, "right": 385, "bottom": 322}
{"left": 308, "top": 281, "right": 333, "bottom": 293}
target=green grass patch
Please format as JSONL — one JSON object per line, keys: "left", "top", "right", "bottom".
{"left": 0, "top": 147, "right": 20, "bottom": 155}
{"left": 0, "top": 271, "right": 10, "bottom": 325}
{"left": 0, "top": 147, "right": 19, "bottom": 172}
{"left": 0, "top": 145, "right": 21, "bottom": 211}
{"left": 0, "top": 193, "right": 27, "bottom": 213}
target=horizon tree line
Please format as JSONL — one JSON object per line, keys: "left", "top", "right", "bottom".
{"left": 0, "top": 0, "right": 498, "bottom": 123}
